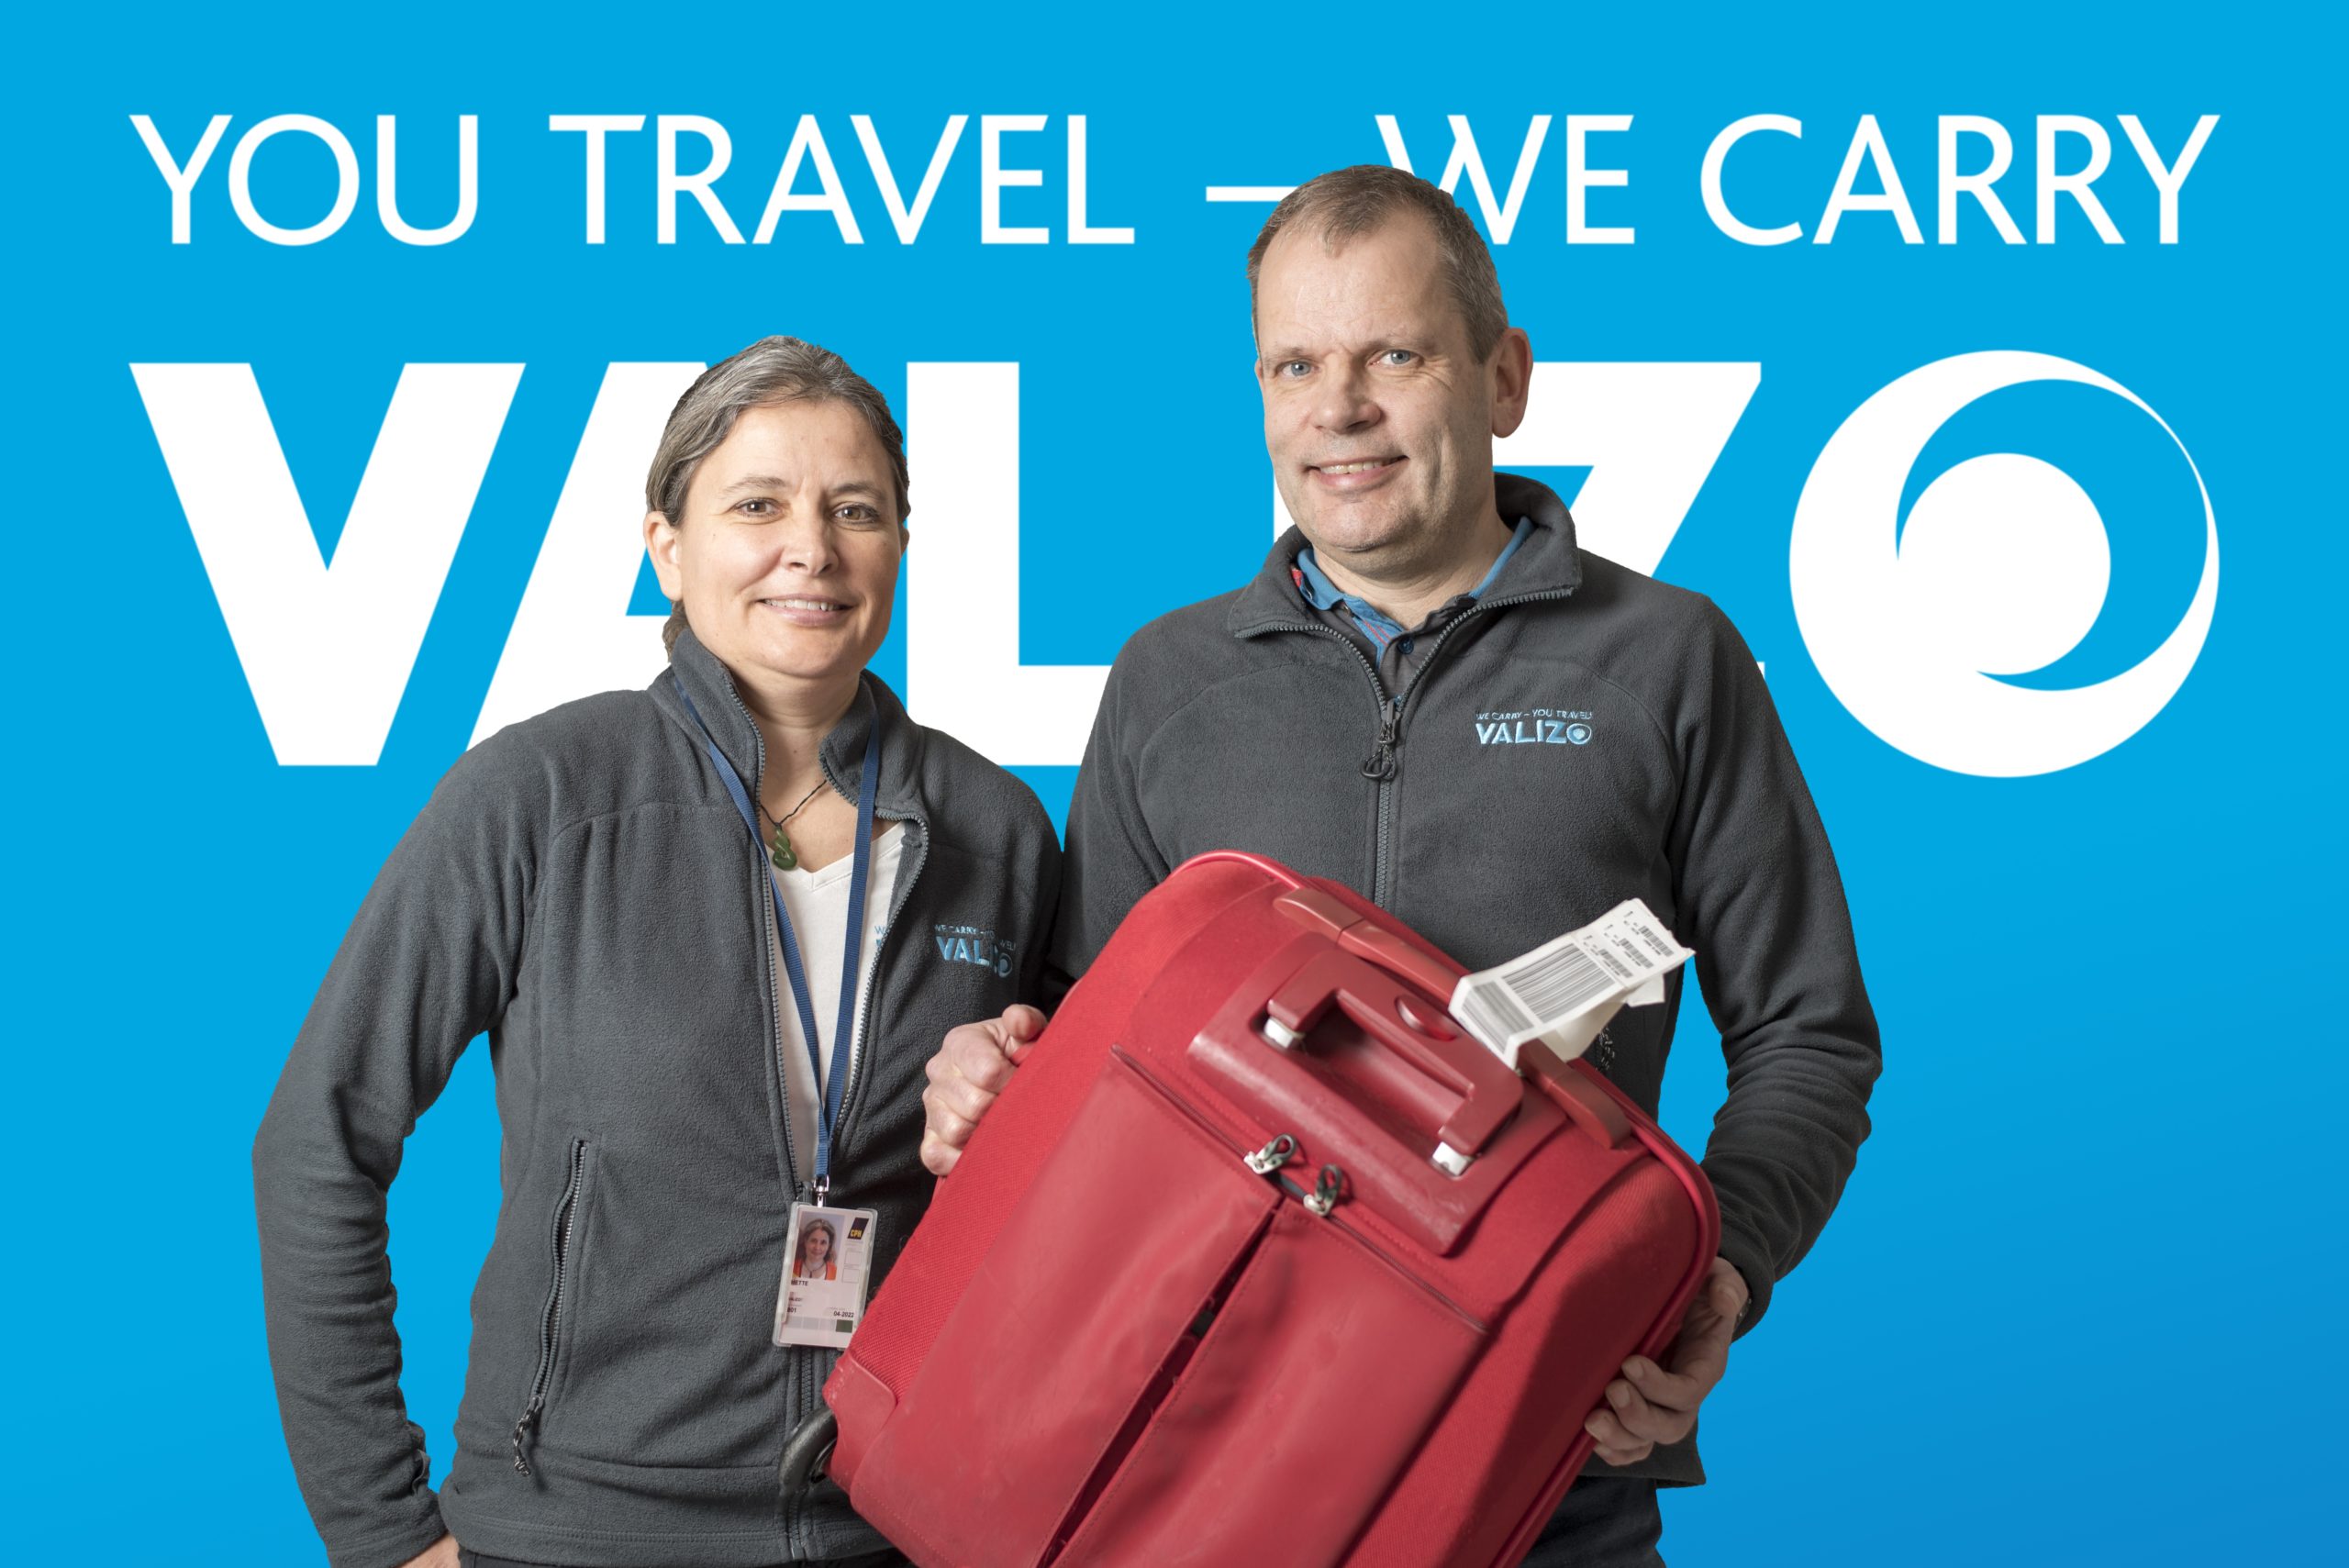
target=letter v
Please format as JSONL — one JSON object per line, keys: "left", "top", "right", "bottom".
{"left": 852, "top": 115, "right": 968, "bottom": 244}
{"left": 132, "top": 362, "right": 521, "bottom": 764}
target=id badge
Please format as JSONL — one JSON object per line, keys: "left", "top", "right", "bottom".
{"left": 773, "top": 1204, "right": 879, "bottom": 1348}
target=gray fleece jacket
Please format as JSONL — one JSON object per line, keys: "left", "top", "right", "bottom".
{"left": 1049, "top": 473, "right": 1881, "bottom": 1485}
{"left": 253, "top": 629, "right": 1059, "bottom": 1568}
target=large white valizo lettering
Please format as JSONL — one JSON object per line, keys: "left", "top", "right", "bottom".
{"left": 134, "top": 355, "right": 2210, "bottom": 774}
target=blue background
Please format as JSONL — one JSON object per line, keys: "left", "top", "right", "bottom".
{"left": 6, "top": 4, "right": 2342, "bottom": 1562}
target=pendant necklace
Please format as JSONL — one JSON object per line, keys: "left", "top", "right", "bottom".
{"left": 758, "top": 779, "right": 829, "bottom": 871}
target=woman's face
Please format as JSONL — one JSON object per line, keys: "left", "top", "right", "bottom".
{"left": 648, "top": 400, "right": 907, "bottom": 697}
{"left": 801, "top": 1225, "right": 832, "bottom": 1264}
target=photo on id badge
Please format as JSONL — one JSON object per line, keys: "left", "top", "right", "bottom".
{"left": 774, "top": 1204, "right": 877, "bottom": 1348}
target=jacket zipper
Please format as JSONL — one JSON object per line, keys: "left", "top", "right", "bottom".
{"left": 509, "top": 1136, "right": 588, "bottom": 1474}
{"left": 1368, "top": 697, "right": 1402, "bottom": 908}
{"left": 716, "top": 684, "right": 816, "bottom": 1551}
{"left": 757, "top": 859, "right": 803, "bottom": 1188}
{"left": 674, "top": 677, "right": 912, "bottom": 1551}
{"left": 825, "top": 817, "right": 928, "bottom": 1184}
{"left": 1263, "top": 623, "right": 1400, "bottom": 903}
{"left": 1257, "top": 584, "right": 1576, "bottom": 912}
{"left": 717, "top": 683, "right": 805, "bottom": 1191}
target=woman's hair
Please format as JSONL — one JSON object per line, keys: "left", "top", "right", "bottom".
{"left": 795, "top": 1218, "right": 839, "bottom": 1267}
{"left": 645, "top": 336, "right": 911, "bottom": 654}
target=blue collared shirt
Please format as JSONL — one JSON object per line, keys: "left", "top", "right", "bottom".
{"left": 1291, "top": 515, "right": 1535, "bottom": 692}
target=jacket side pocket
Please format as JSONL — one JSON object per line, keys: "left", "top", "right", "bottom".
{"left": 508, "top": 1136, "right": 591, "bottom": 1475}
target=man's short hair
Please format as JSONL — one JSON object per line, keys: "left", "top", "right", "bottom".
{"left": 1245, "top": 165, "right": 1510, "bottom": 362}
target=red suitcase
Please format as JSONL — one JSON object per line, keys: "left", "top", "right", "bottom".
{"left": 811, "top": 851, "right": 1719, "bottom": 1568}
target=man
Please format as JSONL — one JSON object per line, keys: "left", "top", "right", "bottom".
{"left": 920, "top": 165, "right": 1880, "bottom": 1565}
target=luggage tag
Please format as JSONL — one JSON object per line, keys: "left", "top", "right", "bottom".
{"left": 1449, "top": 898, "right": 1693, "bottom": 1070}
{"left": 773, "top": 1204, "right": 881, "bottom": 1348}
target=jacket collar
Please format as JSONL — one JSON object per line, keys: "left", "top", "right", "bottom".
{"left": 653, "top": 626, "right": 927, "bottom": 823}
{"left": 1227, "top": 471, "right": 1584, "bottom": 638}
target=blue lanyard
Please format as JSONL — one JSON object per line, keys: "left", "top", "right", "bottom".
{"left": 674, "top": 684, "right": 880, "bottom": 1197}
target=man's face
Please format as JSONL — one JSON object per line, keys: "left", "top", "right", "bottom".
{"left": 1254, "top": 210, "right": 1509, "bottom": 573}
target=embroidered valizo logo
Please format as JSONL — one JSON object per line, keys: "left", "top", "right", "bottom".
{"left": 933, "top": 923, "right": 1015, "bottom": 977}
{"left": 1475, "top": 709, "right": 1594, "bottom": 746}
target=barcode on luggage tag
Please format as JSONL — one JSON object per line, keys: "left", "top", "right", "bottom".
{"left": 1449, "top": 899, "right": 1693, "bottom": 1069}
{"left": 1455, "top": 985, "right": 1534, "bottom": 1044}
{"left": 1496, "top": 943, "right": 1611, "bottom": 1019}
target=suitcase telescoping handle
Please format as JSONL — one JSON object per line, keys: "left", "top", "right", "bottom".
{"left": 1263, "top": 881, "right": 1634, "bottom": 1146}
{"left": 1329, "top": 917, "right": 1635, "bottom": 1153}
{"left": 1186, "top": 877, "right": 1580, "bottom": 1252}
{"left": 1255, "top": 884, "right": 1526, "bottom": 1174}
{"left": 1261, "top": 950, "right": 1521, "bottom": 1174}
{"left": 1190, "top": 932, "right": 1541, "bottom": 1252}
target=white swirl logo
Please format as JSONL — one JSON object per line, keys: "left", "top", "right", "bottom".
{"left": 1790, "top": 351, "right": 2218, "bottom": 777}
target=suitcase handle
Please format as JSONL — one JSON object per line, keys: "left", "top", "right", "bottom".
{"left": 1273, "top": 886, "right": 1462, "bottom": 1003}
{"left": 1270, "top": 886, "right": 1638, "bottom": 1152}
{"left": 1266, "top": 885, "right": 1525, "bottom": 1167}
{"left": 1263, "top": 950, "right": 1523, "bottom": 1168}
{"left": 1191, "top": 932, "right": 1563, "bottom": 1253}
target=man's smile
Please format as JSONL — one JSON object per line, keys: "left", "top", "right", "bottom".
{"left": 1309, "top": 455, "right": 1406, "bottom": 490}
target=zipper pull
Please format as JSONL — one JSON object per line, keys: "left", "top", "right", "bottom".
{"left": 1360, "top": 706, "right": 1402, "bottom": 780}
{"left": 1304, "top": 1163, "right": 1346, "bottom": 1218}
{"left": 1243, "top": 1133, "right": 1298, "bottom": 1175}
{"left": 510, "top": 1398, "right": 542, "bottom": 1474}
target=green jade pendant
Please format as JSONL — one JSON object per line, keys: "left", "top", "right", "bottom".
{"left": 770, "top": 824, "right": 798, "bottom": 872}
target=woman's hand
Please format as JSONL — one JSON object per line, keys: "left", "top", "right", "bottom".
{"left": 919, "top": 1006, "right": 1047, "bottom": 1175}
{"left": 396, "top": 1535, "right": 460, "bottom": 1568}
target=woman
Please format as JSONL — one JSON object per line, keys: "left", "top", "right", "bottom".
{"left": 254, "top": 337, "right": 1061, "bottom": 1568}
{"left": 792, "top": 1218, "right": 840, "bottom": 1282}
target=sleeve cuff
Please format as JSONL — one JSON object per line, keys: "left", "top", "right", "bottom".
{"left": 1714, "top": 1223, "right": 1775, "bottom": 1340}
{"left": 323, "top": 1493, "right": 446, "bottom": 1568}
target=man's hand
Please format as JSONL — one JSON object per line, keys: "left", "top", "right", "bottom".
{"left": 396, "top": 1536, "right": 460, "bottom": 1568}
{"left": 1583, "top": 1256, "right": 1749, "bottom": 1467}
{"left": 919, "top": 1006, "right": 1047, "bottom": 1176}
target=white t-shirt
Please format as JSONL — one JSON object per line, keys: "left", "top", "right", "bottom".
{"left": 770, "top": 819, "right": 908, "bottom": 1186}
